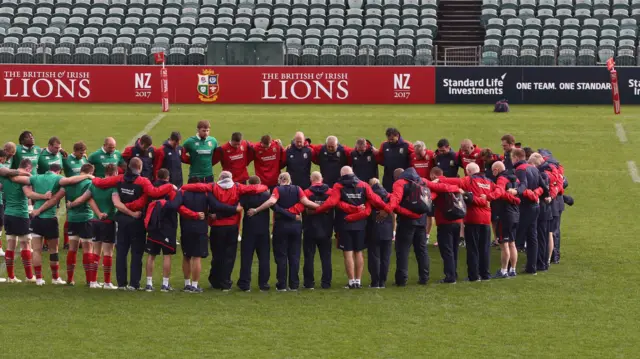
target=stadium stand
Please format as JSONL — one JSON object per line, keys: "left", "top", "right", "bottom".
{"left": 0, "top": 0, "right": 442, "bottom": 65}
{"left": 481, "top": 0, "right": 640, "bottom": 66}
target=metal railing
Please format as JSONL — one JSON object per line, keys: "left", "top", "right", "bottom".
{"left": 442, "top": 46, "right": 481, "bottom": 66}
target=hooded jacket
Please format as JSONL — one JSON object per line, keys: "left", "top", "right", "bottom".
{"left": 301, "top": 182, "right": 334, "bottom": 239}
{"left": 438, "top": 173, "right": 500, "bottom": 225}
{"left": 492, "top": 171, "right": 521, "bottom": 223}
{"left": 153, "top": 140, "right": 183, "bottom": 187}
{"left": 368, "top": 183, "right": 393, "bottom": 242}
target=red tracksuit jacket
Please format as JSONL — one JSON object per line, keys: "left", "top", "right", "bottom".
{"left": 92, "top": 174, "right": 175, "bottom": 211}
{"left": 411, "top": 150, "right": 435, "bottom": 178}
{"left": 438, "top": 174, "right": 498, "bottom": 225}
{"left": 250, "top": 140, "right": 285, "bottom": 187}
{"left": 180, "top": 182, "right": 268, "bottom": 226}
{"left": 212, "top": 140, "right": 253, "bottom": 183}
{"left": 457, "top": 145, "right": 484, "bottom": 172}
{"left": 387, "top": 177, "right": 460, "bottom": 220}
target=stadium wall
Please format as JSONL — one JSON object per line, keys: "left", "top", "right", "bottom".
{"left": 1, "top": 65, "right": 638, "bottom": 105}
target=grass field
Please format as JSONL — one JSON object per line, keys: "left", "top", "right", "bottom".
{"left": 0, "top": 103, "right": 638, "bottom": 358}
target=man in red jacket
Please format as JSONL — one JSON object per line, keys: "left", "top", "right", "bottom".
{"left": 437, "top": 163, "right": 499, "bottom": 282}
{"left": 250, "top": 134, "right": 285, "bottom": 190}
{"left": 180, "top": 171, "right": 268, "bottom": 291}
{"left": 458, "top": 139, "right": 484, "bottom": 174}
{"left": 411, "top": 140, "right": 435, "bottom": 245}
{"left": 212, "top": 132, "right": 253, "bottom": 184}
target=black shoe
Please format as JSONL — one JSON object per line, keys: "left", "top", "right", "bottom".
{"left": 438, "top": 278, "right": 456, "bottom": 284}
{"left": 523, "top": 270, "right": 537, "bottom": 276}
{"left": 551, "top": 259, "right": 560, "bottom": 264}
{"left": 343, "top": 283, "right": 356, "bottom": 289}
{"left": 303, "top": 285, "right": 315, "bottom": 290}
{"left": 379, "top": 282, "right": 386, "bottom": 288}
{"left": 395, "top": 282, "right": 407, "bottom": 287}
{"left": 321, "top": 283, "right": 331, "bottom": 289}
{"left": 418, "top": 280, "right": 428, "bottom": 285}
{"left": 481, "top": 276, "right": 491, "bottom": 281}
{"left": 259, "top": 284, "right": 271, "bottom": 292}
{"left": 465, "top": 277, "right": 481, "bottom": 282}
{"left": 355, "top": 283, "right": 362, "bottom": 289}
{"left": 63, "top": 243, "right": 69, "bottom": 250}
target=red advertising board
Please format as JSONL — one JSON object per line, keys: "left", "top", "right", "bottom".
{"left": 0, "top": 65, "right": 435, "bottom": 104}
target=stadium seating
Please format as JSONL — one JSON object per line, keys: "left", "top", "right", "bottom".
{"left": 0, "top": 0, "right": 439, "bottom": 66}
{"left": 481, "top": 0, "right": 640, "bottom": 66}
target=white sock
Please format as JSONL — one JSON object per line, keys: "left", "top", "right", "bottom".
{"left": 162, "top": 277, "right": 169, "bottom": 286}
{"left": 146, "top": 277, "right": 153, "bottom": 286}
{"left": 500, "top": 269, "right": 507, "bottom": 274}
{"left": 184, "top": 279, "right": 191, "bottom": 287}
{"left": 426, "top": 234, "right": 430, "bottom": 239}
{"left": 355, "top": 279, "right": 361, "bottom": 285}
{"left": 509, "top": 268, "right": 516, "bottom": 273}
{"left": 348, "top": 279, "right": 355, "bottom": 285}
{"left": 192, "top": 281, "right": 198, "bottom": 288}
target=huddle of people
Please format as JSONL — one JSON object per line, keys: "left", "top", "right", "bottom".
{"left": 0, "top": 122, "right": 573, "bottom": 292}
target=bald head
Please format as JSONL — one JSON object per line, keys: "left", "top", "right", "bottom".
{"left": 104, "top": 137, "right": 116, "bottom": 154}
{"left": 528, "top": 152, "right": 544, "bottom": 166}
{"left": 393, "top": 168, "right": 404, "bottom": 180}
{"left": 340, "top": 166, "right": 353, "bottom": 176}
{"left": 461, "top": 139, "right": 474, "bottom": 155}
{"left": 466, "top": 162, "right": 480, "bottom": 175}
{"left": 310, "top": 171, "right": 322, "bottom": 183}
{"left": 294, "top": 132, "right": 305, "bottom": 149}
{"left": 491, "top": 161, "right": 505, "bottom": 172}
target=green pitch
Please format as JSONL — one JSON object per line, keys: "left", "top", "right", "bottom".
{"left": 0, "top": 103, "right": 637, "bottom": 358}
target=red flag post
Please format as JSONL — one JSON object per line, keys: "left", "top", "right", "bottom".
{"left": 155, "top": 52, "right": 170, "bottom": 113}
{"left": 607, "top": 58, "right": 620, "bottom": 115}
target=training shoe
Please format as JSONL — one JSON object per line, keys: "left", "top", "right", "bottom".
{"left": 369, "top": 284, "right": 380, "bottom": 289}
{"left": 459, "top": 238, "right": 466, "bottom": 247}
{"left": 276, "top": 287, "right": 288, "bottom": 292}
{"left": 465, "top": 277, "right": 481, "bottom": 282}
{"left": 288, "top": 287, "right": 298, "bottom": 292}
{"left": 125, "top": 285, "right": 137, "bottom": 291}
{"left": 438, "top": 279, "right": 456, "bottom": 284}
{"left": 63, "top": 243, "right": 69, "bottom": 250}
{"left": 343, "top": 283, "right": 356, "bottom": 289}
{"left": 0, "top": 278, "right": 6, "bottom": 283}
{"left": 242, "top": 288, "right": 251, "bottom": 293}
{"left": 8, "top": 277, "right": 22, "bottom": 284}
{"left": 160, "top": 285, "right": 174, "bottom": 292}
{"left": 182, "top": 285, "right": 193, "bottom": 293}
{"left": 67, "top": 281, "right": 76, "bottom": 286}
{"left": 191, "top": 286, "right": 204, "bottom": 294}
{"left": 508, "top": 271, "right": 517, "bottom": 278}
{"left": 90, "top": 282, "right": 101, "bottom": 289}
{"left": 103, "top": 283, "right": 118, "bottom": 290}
{"left": 222, "top": 288, "right": 231, "bottom": 292}
{"left": 0, "top": 248, "right": 5, "bottom": 257}
{"left": 144, "top": 285, "right": 154, "bottom": 292}
{"left": 493, "top": 270, "right": 509, "bottom": 279}
{"left": 379, "top": 282, "right": 386, "bottom": 289}
{"left": 36, "top": 279, "right": 46, "bottom": 286}
{"left": 303, "top": 285, "right": 315, "bottom": 290}
{"left": 51, "top": 278, "right": 67, "bottom": 285}
{"left": 25, "top": 277, "right": 36, "bottom": 283}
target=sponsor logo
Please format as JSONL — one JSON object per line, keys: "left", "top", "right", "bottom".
{"left": 367, "top": 156, "right": 371, "bottom": 162}
{"left": 261, "top": 155, "right": 277, "bottom": 161}
{"left": 516, "top": 81, "right": 610, "bottom": 91}
{"left": 628, "top": 79, "right": 640, "bottom": 95}
{"left": 3, "top": 70, "right": 91, "bottom": 99}
{"left": 197, "top": 69, "right": 219, "bottom": 102}
{"left": 261, "top": 72, "right": 349, "bottom": 100}
{"left": 477, "top": 183, "right": 491, "bottom": 189}
{"left": 229, "top": 154, "right": 243, "bottom": 161}
{"left": 134, "top": 73, "right": 152, "bottom": 99}
{"left": 303, "top": 153, "right": 308, "bottom": 159}
{"left": 393, "top": 73, "right": 411, "bottom": 99}
{"left": 399, "top": 148, "right": 403, "bottom": 154}
{"left": 442, "top": 73, "right": 506, "bottom": 96}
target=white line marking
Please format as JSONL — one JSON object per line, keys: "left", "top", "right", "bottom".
{"left": 627, "top": 161, "right": 640, "bottom": 183}
{"left": 126, "top": 113, "right": 166, "bottom": 147}
{"left": 615, "top": 123, "right": 627, "bottom": 143}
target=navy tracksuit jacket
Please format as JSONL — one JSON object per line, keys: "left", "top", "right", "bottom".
{"left": 158, "top": 141, "right": 183, "bottom": 188}
{"left": 316, "top": 145, "right": 349, "bottom": 188}
{"left": 285, "top": 144, "right": 313, "bottom": 189}
{"left": 367, "top": 183, "right": 393, "bottom": 287}
{"left": 302, "top": 184, "right": 333, "bottom": 289}
{"left": 237, "top": 191, "right": 272, "bottom": 290}
{"left": 351, "top": 148, "right": 378, "bottom": 185}
{"left": 514, "top": 160, "right": 545, "bottom": 273}
{"left": 379, "top": 138, "right": 412, "bottom": 192}
{"left": 434, "top": 149, "right": 460, "bottom": 178}
{"left": 272, "top": 184, "right": 304, "bottom": 290}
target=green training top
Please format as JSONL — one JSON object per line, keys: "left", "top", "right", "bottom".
{"left": 37, "top": 148, "right": 64, "bottom": 174}
{"left": 87, "top": 147, "right": 125, "bottom": 178}
{"left": 0, "top": 174, "right": 28, "bottom": 218}
{"left": 182, "top": 135, "right": 217, "bottom": 178}
{"left": 89, "top": 185, "right": 116, "bottom": 221}
{"left": 30, "top": 172, "right": 62, "bottom": 219}
{"left": 63, "top": 155, "right": 89, "bottom": 177}
{"left": 65, "top": 178, "right": 93, "bottom": 223}
{"left": 11, "top": 145, "right": 41, "bottom": 174}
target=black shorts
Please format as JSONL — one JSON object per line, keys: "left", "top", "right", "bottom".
{"left": 145, "top": 231, "right": 177, "bottom": 256}
{"left": 92, "top": 220, "right": 116, "bottom": 243}
{"left": 549, "top": 216, "right": 560, "bottom": 234}
{"left": 0, "top": 204, "right": 4, "bottom": 227}
{"left": 30, "top": 217, "right": 59, "bottom": 239}
{"left": 5, "top": 215, "right": 30, "bottom": 236}
{"left": 491, "top": 206, "right": 499, "bottom": 222}
{"left": 180, "top": 231, "right": 209, "bottom": 258}
{"left": 190, "top": 175, "right": 214, "bottom": 184}
{"left": 338, "top": 229, "right": 366, "bottom": 252}
{"left": 497, "top": 220, "right": 518, "bottom": 244}
{"left": 67, "top": 221, "right": 94, "bottom": 240}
